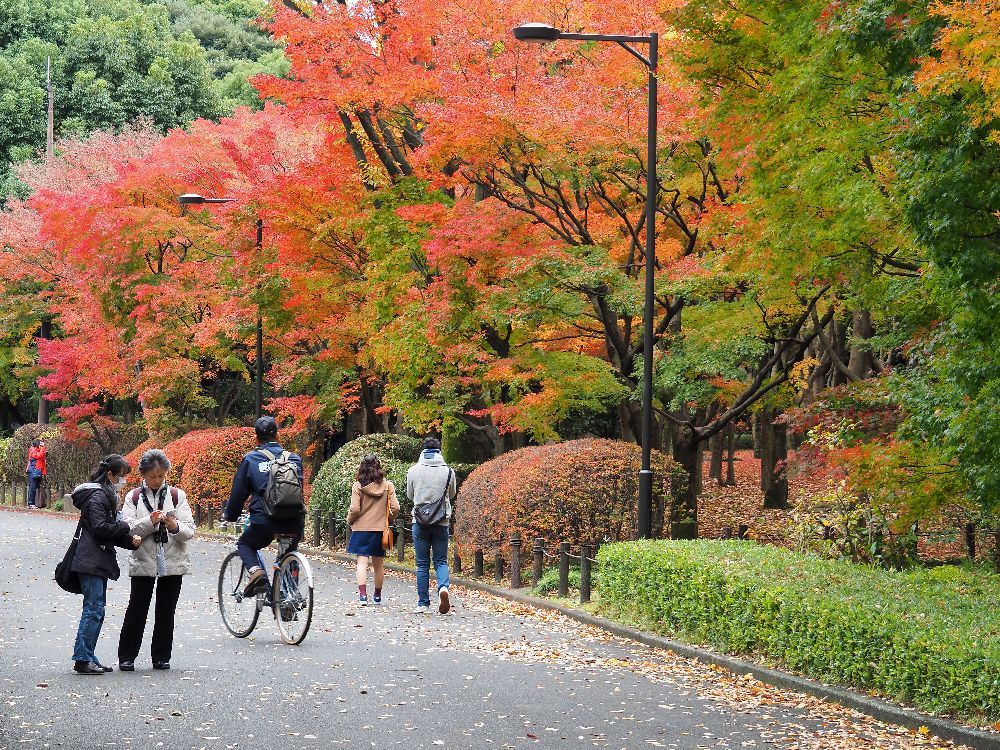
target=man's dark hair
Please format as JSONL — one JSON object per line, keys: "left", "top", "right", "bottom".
{"left": 254, "top": 416, "right": 279, "bottom": 442}
{"left": 421, "top": 437, "right": 441, "bottom": 452}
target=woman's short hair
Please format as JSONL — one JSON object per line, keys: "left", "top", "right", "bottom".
{"left": 137, "top": 449, "right": 171, "bottom": 475}
{"left": 357, "top": 453, "right": 385, "bottom": 486}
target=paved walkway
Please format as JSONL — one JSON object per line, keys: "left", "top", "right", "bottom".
{"left": 0, "top": 510, "right": 961, "bottom": 749}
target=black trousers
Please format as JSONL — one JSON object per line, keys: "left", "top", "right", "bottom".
{"left": 236, "top": 516, "right": 304, "bottom": 572}
{"left": 117, "top": 575, "right": 183, "bottom": 664}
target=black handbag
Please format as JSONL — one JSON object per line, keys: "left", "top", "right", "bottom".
{"left": 54, "top": 520, "right": 84, "bottom": 595}
{"left": 414, "top": 469, "right": 453, "bottom": 528}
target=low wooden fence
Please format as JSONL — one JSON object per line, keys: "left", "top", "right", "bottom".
{"left": 0, "top": 479, "right": 72, "bottom": 508}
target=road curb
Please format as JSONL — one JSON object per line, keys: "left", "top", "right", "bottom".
{"left": 18, "top": 510, "right": 998, "bottom": 749}
{"left": 305, "top": 545, "right": 998, "bottom": 750}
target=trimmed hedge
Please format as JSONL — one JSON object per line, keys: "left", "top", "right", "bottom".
{"left": 597, "top": 540, "right": 1000, "bottom": 722}
{"left": 126, "top": 427, "right": 257, "bottom": 505}
{"left": 310, "top": 433, "right": 477, "bottom": 522}
{"left": 455, "top": 439, "right": 676, "bottom": 557}
{"left": 3, "top": 423, "right": 147, "bottom": 489}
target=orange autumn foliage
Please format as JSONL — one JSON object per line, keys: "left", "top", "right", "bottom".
{"left": 455, "top": 439, "right": 676, "bottom": 556}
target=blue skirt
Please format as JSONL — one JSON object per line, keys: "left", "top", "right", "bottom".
{"left": 347, "top": 530, "right": 386, "bottom": 557}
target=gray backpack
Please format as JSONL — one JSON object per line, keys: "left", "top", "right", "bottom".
{"left": 259, "top": 449, "right": 305, "bottom": 520}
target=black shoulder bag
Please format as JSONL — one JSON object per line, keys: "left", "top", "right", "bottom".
{"left": 414, "top": 468, "right": 453, "bottom": 528}
{"left": 54, "top": 518, "right": 84, "bottom": 595}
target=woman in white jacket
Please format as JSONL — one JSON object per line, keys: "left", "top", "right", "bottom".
{"left": 117, "top": 449, "right": 195, "bottom": 672}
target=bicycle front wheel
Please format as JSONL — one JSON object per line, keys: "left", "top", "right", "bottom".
{"left": 218, "top": 551, "right": 260, "bottom": 638}
{"left": 273, "top": 552, "right": 313, "bottom": 645}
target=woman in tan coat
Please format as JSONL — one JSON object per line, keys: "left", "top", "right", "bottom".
{"left": 346, "top": 454, "right": 399, "bottom": 605}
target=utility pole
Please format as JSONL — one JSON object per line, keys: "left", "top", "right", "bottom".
{"left": 37, "top": 57, "right": 55, "bottom": 425}
{"left": 46, "top": 57, "right": 54, "bottom": 157}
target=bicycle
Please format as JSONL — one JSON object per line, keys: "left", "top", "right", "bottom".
{"left": 217, "top": 518, "right": 314, "bottom": 645}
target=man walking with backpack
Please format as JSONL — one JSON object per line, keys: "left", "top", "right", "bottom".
{"left": 224, "top": 416, "right": 305, "bottom": 595}
{"left": 407, "top": 438, "right": 457, "bottom": 615}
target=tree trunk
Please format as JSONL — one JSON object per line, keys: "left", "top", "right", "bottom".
{"left": 725, "top": 423, "right": 736, "bottom": 486}
{"left": 37, "top": 318, "right": 52, "bottom": 424}
{"left": 670, "top": 425, "right": 699, "bottom": 539}
{"left": 709, "top": 432, "right": 724, "bottom": 483}
{"left": 847, "top": 309, "right": 874, "bottom": 381}
{"left": 618, "top": 400, "right": 639, "bottom": 443}
{"left": 830, "top": 318, "right": 850, "bottom": 387}
{"left": 759, "top": 406, "right": 789, "bottom": 509}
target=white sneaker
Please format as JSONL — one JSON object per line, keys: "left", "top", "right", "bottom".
{"left": 413, "top": 605, "right": 429, "bottom": 615}
{"left": 438, "top": 587, "right": 451, "bottom": 614}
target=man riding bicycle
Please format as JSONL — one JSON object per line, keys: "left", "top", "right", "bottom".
{"left": 224, "top": 416, "right": 305, "bottom": 596}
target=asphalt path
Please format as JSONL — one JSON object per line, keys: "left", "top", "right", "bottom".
{"left": 0, "top": 510, "right": 959, "bottom": 750}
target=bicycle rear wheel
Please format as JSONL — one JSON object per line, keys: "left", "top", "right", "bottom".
{"left": 218, "top": 551, "right": 260, "bottom": 638}
{"left": 273, "top": 552, "right": 313, "bottom": 645}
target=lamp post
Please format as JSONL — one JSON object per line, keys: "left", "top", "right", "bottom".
{"left": 512, "top": 23, "right": 659, "bottom": 539}
{"left": 177, "top": 193, "right": 265, "bottom": 419}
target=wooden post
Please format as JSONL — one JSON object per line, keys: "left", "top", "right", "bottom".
{"left": 493, "top": 551, "right": 503, "bottom": 584}
{"left": 509, "top": 533, "right": 522, "bottom": 589}
{"left": 966, "top": 523, "right": 976, "bottom": 560}
{"left": 312, "top": 510, "right": 322, "bottom": 547}
{"left": 327, "top": 513, "right": 337, "bottom": 549}
{"left": 532, "top": 537, "right": 544, "bottom": 589}
{"left": 474, "top": 549, "right": 484, "bottom": 577}
{"left": 580, "top": 543, "right": 594, "bottom": 604}
{"left": 194, "top": 503, "right": 203, "bottom": 527}
{"left": 395, "top": 516, "right": 405, "bottom": 562}
{"left": 558, "top": 542, "right": 570, "bottom": 597}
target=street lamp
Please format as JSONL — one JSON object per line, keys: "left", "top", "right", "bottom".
{"left": 177, "top": 193, "right": 266, "bottom": 419}
{"left": 513, "top": 23, "right": 659, "bottom": 539}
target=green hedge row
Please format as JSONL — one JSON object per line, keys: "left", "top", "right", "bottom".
{"left": 596, "top": 540, "right": 1000, "bottom": 722}
{"left": 310, "top": 433, "right": 476, "bottom": 522}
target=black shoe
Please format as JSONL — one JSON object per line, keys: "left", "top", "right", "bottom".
{"left": 119, "top": 661, "right": 135, "bottom": 672}
{"left": 73, "top": 661, "right": 105, "bottom": 675}
{"left": 93, "top": 661, "right": 113, "bottom": 673}
{"left": 153, "top": 661, "right": 170, "bottom": 670}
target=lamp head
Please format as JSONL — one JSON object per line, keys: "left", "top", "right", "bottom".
{"left": 512, "top": 23, "right": 561, "bottom": 42}
{"left": 178, "top": 193, "right": 206, "bottom": 205}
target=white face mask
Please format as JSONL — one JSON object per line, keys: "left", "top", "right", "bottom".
{"left": 113, "top": 476, "right": 127, "bottom": 490}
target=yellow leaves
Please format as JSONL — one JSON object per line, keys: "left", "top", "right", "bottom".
{"left": 917, "top": 0, "right": 1000, "bottom": 138}
{"left": 789, "top": 357, "right": 819, "bottom": 393}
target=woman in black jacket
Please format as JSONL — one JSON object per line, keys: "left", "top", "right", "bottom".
{"left": 70, "top": 455, "right": 141, "bottom": 675}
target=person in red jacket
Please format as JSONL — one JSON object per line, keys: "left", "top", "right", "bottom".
{"left": 26, "top": 439, "right": 47, "bottom": 508}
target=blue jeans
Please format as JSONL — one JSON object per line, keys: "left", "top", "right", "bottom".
{"left": 27, "top": 474, "right": 42, "bottom": 505}
{"left": 73, "top": 574, "right": 107, "bottom": 663}
{"left": 413, "top": 523, "right": 450, "bottom": 606}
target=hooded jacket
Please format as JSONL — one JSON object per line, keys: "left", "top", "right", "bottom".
{"left": 406, "top": 450, "right": 457, "bottom": 527}
{"left": 347, "top": 480, "right": 400, "bottom": 531}
{"left": 70, "top": 482, "right": 134, "bottom": 580}
{"left": 122, "top": 483, "right": 196, "bottom": 577}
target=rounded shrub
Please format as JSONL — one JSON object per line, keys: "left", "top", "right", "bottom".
{"left": 454, "top": 438, "right": 675, "bottom": 556}
{"left": 310, "top": 433, "right": 423, "bottom": 521}
{"left": 126, "top": 427, "right": 257, "bottom": 506}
